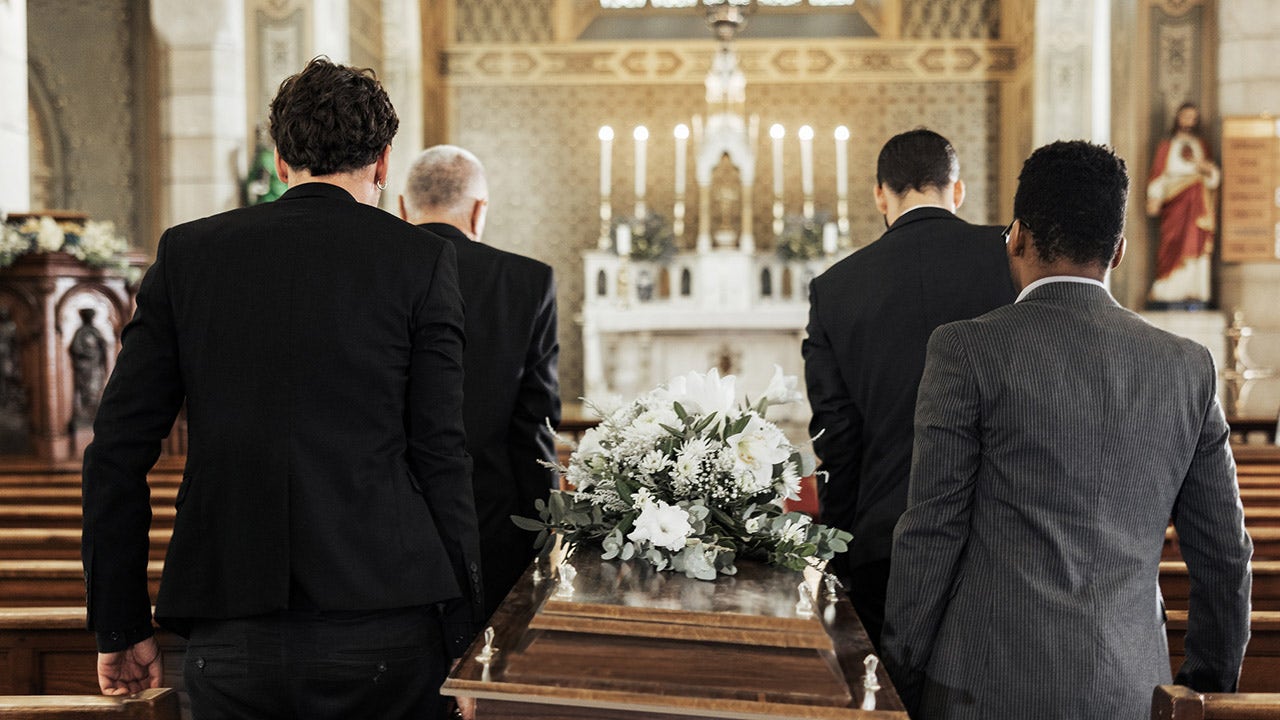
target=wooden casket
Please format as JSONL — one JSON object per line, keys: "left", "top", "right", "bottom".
{"left": 443, "top": 551, "right": 908, "bottom": 719}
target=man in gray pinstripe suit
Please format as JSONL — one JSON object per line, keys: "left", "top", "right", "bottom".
{"left": 883, "top": 140, "right": 1252, "bottom": 720}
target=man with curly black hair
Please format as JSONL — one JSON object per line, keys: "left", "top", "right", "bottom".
{"left": 883, "top": 140, "right": 1252, "bottom": 719}
{"left": 82, "top": 57, "right": 483, "bottom": 719}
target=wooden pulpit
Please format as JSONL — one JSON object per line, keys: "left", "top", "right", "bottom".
{"left": 0, "top": 237, "right": 147, "bottom": 461}
{"left": 444, "top": 552, "right": 908, "bottom": 719}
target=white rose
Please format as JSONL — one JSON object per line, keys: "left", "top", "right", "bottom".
{"left": 628, "top": 500, "right": 693, "bottom": 552}
{"left": 575, "top": 427, "right": 604, "bottom": 459}
{"left": 36, "top": 217, "right": 64, "bottom": 253}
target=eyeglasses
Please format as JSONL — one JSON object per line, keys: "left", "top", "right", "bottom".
{"left": 1001, "top": 219, "right": 1032, "bottom": 243}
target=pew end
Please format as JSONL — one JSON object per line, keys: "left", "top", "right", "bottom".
{"left": 0, "top": 687, "right": 179, "bottom": 719}
{"left": 1152, "top": 684, "right": 1280, "bottom": 720}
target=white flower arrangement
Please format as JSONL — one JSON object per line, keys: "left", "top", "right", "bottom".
{"left": 1, "top": 216, "right": 138, "bottom": 282}
{"left": 516, "top": 366, "right": 850, "bottom": 580}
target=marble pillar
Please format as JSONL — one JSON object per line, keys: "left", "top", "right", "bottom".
{"left": 0, "top": 0, "right": 29, "bottom": 215}
{"left": 1217, "top": 0, "right": 1280, "bottom": 417}
{"left": 151, "top": 0, "right": 247, "bottom": 227}
{"left": 311, "top": 0, "right": 350, "bottom": 61}
{"left": 382, "top": 0, "right": 423, "bottom": 198}
{"left": 1032, "top": 0, "right": 1112, "bottom": 146}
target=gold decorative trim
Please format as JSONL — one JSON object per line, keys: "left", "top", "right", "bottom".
{"left": 444, "top": 39, "right": 1019, "bottom": 85}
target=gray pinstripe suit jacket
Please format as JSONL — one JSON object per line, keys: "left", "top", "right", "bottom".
{"left": 882, "top": 280, "right": 1253, "bottom": 720}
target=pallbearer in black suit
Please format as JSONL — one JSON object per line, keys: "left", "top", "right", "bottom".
{"left": 399, "top": 146, "right": 561, "bottom": 621}
{"left": 802, "top": 129, "right": 1015, "bottom": 650}
{"left": 81, "top": 59, "right": 483, "bottom": 719}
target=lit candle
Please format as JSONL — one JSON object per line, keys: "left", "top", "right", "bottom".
{"left": 599, "top": 126, "right": 614, "bottom": 199}
{"left": 834, "top": 125, "right": 849, "bottom": 198}
{"left": 770, "top": 124, "right": 785, "bottom": 197}
{"left": 823, "top": 221, "right": 838, "bottom": 255}
{"left": 633, "top": 125, "right": 649, "bottom": 217}
{"left": 674, "top": 124, "right": 689, "bottom": 196}
{"left": 798, "top": 125, "right": 814, "bottom": 198}
{"left": 616, "top": 222, "right": 632, "bottom": 257}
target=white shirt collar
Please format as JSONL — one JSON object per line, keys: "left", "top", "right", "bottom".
{"left": 1016, "top": 275, "right": 1108, "bottom": 303}
{"left": 896, "top": 204, "right": 952, "bottom": 220}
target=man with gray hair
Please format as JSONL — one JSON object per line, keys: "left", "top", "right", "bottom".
{"left": 400, "top": 145, "right": 561, "bottom": 620}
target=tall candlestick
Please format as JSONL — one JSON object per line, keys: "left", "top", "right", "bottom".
{"left": 834, "top": 125, "right": 849, "bottom": 197}
{"left": 770, "top": 123, "right": 785, "bottom": 197}
{"left": 674, "top": 124, "right": 689, "bottom": 196}
{"left": 616, "top": 222, "right": 632, "bottom": 257}
{"left": 798, "top": 125, "right": 814, "bottom": 198}
{"left": 633, "top": 125, "right": 648, "bottom": 218}
{"left": 598, "top": 126, "right": 613, "bottom": 198}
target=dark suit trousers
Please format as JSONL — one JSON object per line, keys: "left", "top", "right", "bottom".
{"left": 834, "top": 557, "right": 892, "bottom": 654}
{"left": 183, "top": 607, "right": 449, "bottom": 720}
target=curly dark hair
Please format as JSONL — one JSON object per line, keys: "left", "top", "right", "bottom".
{"left": 875, "top": 128, "right": 959, "bottom": 195}
{"left": 1013, "top": 141, "right": 1128, "bottom": 267}
{"left": 268, "top": 57, "right": 398, "bottom": 176}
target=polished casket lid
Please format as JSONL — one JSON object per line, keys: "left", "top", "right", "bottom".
{"left": 443, "top": 551, "right": 907, "bottom": 719}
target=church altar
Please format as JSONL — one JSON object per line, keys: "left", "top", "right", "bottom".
{"left": 581, "top": 9, "right": 852, "bottom": 430}
{"left": 442, "top": 552, "right": 906, "bottom": 719}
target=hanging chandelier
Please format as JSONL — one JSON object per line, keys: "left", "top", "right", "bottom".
{"left": 599, "top": 1, "right": 856, "bottom": 10}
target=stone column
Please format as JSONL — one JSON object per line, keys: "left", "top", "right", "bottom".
{"left": 151, "top": 0, "right": 247, "bottom": 227}
{"left": 1217, "top": 0, "right": 1280, "bottom": 415}
{"left": 311, "top": 0, "right": 350, "bottom": 61}
{"left": 382, "top": 0, "right": 423, "bottom": 194}
{"left": 1032, "top": 0, "right": 1112, "bottom": 146}
{"left": 0, "top": 0, "right": 30, "bottom": 215}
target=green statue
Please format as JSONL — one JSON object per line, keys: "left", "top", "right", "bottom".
{"left": 243, "top": 124, "right": 287, "bottom": 205}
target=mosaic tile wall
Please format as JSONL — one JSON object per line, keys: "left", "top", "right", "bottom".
{"left": 452, "top": 80, "right": 1001, "bottom": 398}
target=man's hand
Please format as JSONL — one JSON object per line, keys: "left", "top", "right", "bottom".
{"left": 97, "top": 636, "right": 163, "bottom": 695}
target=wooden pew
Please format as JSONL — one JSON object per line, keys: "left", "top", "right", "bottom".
{"left": 0, "top": 561, "right": 162, "bottom": 606}
{"left": 1167, "top": 612, "right": 1280, "bottom": 694}
{"left": 0, "top": 688, "right": 180, "bottom": 719}
{"left": 1152, "top": 684, "right": 1280, "bottom": 719}
{"left": 0, "top": 608, "right": 187, "bottom": 697}
{"left": 1160, "top": 561, "right": 1280, "bottom": 611}
{"left": 0, "top": 529, "right": 171, "bottom": 562}
{"left": 1166, "top": 527, "right": 1280, "bottom": 561}
{"left": 0, "top": 506, "right": 176, "bottom": 530}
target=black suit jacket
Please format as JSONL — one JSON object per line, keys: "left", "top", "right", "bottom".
{"left": 82, "top": 183, "right": 483, "bottom": 654}
{"left": 802, "top": 207, "right": 1015, "bottom": 572}
{"left": 420, "top": 223, "right": 560, "bottom": 620}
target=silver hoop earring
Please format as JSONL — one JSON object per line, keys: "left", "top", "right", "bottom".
{"left": 376, "top": 179, "right": 387, "bottom": 191}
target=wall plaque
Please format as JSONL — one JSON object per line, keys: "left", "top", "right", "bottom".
{"left": 1221, "top": 116, "right": 1280, "bottom": 262}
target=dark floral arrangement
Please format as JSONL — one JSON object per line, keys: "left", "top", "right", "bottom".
{"left": 611, "top": 213, "right": 677, "bottom": 263}
{"left": 775, "top": 211, "right": 832, "bottom": 262}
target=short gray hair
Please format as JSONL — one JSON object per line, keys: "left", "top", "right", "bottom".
{"left": 403, "top": 145, "right": 486, "bottom": 214}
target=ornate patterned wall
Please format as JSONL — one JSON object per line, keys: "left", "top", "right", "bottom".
{"left": 452, "top": 79, "right": 1001, "bottom": 398}
{"left": 26, "top": 0, "right": 145, "bottom": 242}
{"left": 447, "top": 0, "right": 1010, "bottom": 399}
{"left": 901, "top": 0, "right": 1000, "bottom": 39}
{"left": 455, "top": 0, "right": 555, "bottom": 43}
